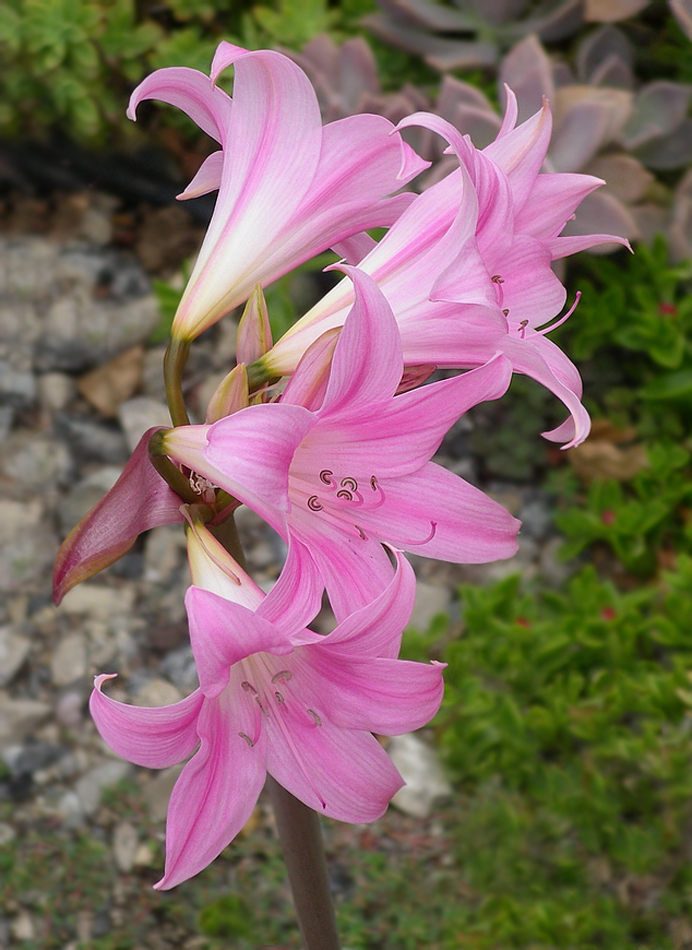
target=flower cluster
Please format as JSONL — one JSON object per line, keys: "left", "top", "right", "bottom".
{"left": 54, "top": 41, "right": 625, "bottom": 889}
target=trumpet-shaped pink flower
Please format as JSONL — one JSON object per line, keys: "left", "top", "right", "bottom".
{"left": 162, "top": 269, "right": 520, "bottom": 619}
{"left": 90, "top": 524, "right": 444, "bottom": 889}
{"left": 129, "top": 42, "right": 428, "bottom": 341}
{"left": 260, "top": 92, "right": 629, "bottom": 447}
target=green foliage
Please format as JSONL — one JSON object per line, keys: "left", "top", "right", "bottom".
{"left": 560, "top": 238, "right": 692, "bottom": 431}
{"left": 555, "top": 439, "right": 692, "bottom": 574}
{"left": 198, "top": 894, "right": 253, "bottom": 938}
{"left": 409, "top": 557, "right": 692, "bottom": 947}
{"left": 0, "top": 0, "right": 379, "bottom": 141}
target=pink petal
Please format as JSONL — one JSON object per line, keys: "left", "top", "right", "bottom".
{"left": 296, "top": 520, "right": 396, "bottom": 622}
{"left": 128, "top": 66, "right": 232, "bottom": 141}
{"left": 90, "top": 673, "right": 203, "bottom": 768}
{"left": 320, "top": 549, "right": 416, "bottom": 658}
{"left": 500, "top": 334, "right": 591, "bottom": 447}
{"left": 156, "top": 683, "right": 267, "bottom": 889}
{"left": 266, "top": 716, "right": 403, "bottom": 823}
{"left": 308, "top": 355, "right": 512, "bottom": 479}
{"left": 513, "top": 172, "right": 605, "bottom": 239}
{"left": 177, "top": 151, "right": 224, "bottom": 200}
{"left": 294, "top": 650, "right": 445, "bottom": 735}
{"left": 483, "top": 101, "right": 552, "bottom": 215}
{"left": 280, "top": 329, "right": 340, "bottom": 412}
{"left": 54, "top": 428, "right": 183, "bottom": 604}
{"left": 186, "top": 587, "right": 292, "bottom": 698}
{"left": 332, "top": 232, "right": 379, "bottom": 264}
{"left": 258, "top": 537, "right": 325, "bottom": 636}
{"left": 359, "top": 462, "right": 520, "bottom": 563}
{"left": 165, "top": 403, "right": 314, "bottom": 531}
{"left": 319, "top": 267, "right": 403, "bottom": 415}
{"left": 498, "top": 235, "right": 567, "bottom": 328}
{"left": 235, "top": 284, "right": 272, "bottom": 366}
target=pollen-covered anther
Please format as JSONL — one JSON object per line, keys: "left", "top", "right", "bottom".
{"left": 271, "top": 670, "right": 292, "bottom": 684}
{"left": 518, "top": 318, "right": 529, "bottom": 338}
{"left": 274, "top": 691, "right": 285, "bottom": 703}
{"left": 319, "top": 469, "right": 334, "bottom": 486}
{"left": 341, "top": 477, "right": 358, "bottom": 492}
{"left": 336, "top": 489, "right": 353, "bottom": 501}
{"left": 307, "top": 495, "right": 323, "bottom": 511}
{"left": 238, "top": 732, "right": 254, "bottom": 747}
{"left": 241, "top": 680, "right": 257, "bottom": 694}
{"left": 306, "top": 709, "right": 322, "bottom": 726}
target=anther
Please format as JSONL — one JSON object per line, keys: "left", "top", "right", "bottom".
{"left": 241, "top": 681, "right": 257, "bottom": 694}
{"left": 275, "top": 691, "right": 285, "bottom": 703}
{"left": 307, "top": 495, "right": 323, "bottom": 511}
{"left": 370, "top": 475, "right": 378, "bottom": 491}
{"left": 491, "top": 275, "right": 504, "bottom": 284}
{"left": 307, "top": 709, "right": 322, "bottom": 726}
{"left": 355, "top": 524, "right": 368, "bottom": 541}
{"left": 518, "top": 318, "right": 529, "bottom": 339}
{"left": 255, "top": 698, "right": 269, "bottom": 716}
{"left": 319, "top": 469, "right": 334, "bottom": 485}
{"left": 271, "top": 670, "right": 292, "bottom": 684}
{"left": 336, "top": 489, "right": 353, "bottom": 501}
{"left": 502, "top": 308, "right": 510, "bottom": 316}
{"left": 238, "top": 732, "right": 254, "bottom": 747}
{"left": 341, "top": 477, "right": 358, "bottom": 492}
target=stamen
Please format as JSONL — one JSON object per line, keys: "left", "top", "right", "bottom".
{"left": 336, "top": 489, "right": 353, "bottom": 501}
{"left": 275, "top": 691, "right": 285, "bottom": 703}
{"left": 491, "top": 274, "right": 505, "bottom": 307}
{"left": 319, "top": 469, "right": 334, "bottom": 486}
{"left": 271, "top": 670, "right": 293, "bottom": 684}
{"left": 238, "top": 732, "right": 254, "bottom": 747}
{"left": 402, "top": 520, "right": 437, "bottom": 546}
{"left": 307, "top": 495, "right": 323, "bottom": 511}
{"left": 502, "top": 308, "right": 509, "bottom": 317}
{"left": 341, "top": 477, "right": 358, "bottom": 492}
{"left": 370, "top": 475, "right": 378, "bottom": 491}
{"left": 355, "top": 524, "right": 368, "bottom": 541}
{"left": 241, "top": 681, "right": 257, "bottom": 694}
{"left": 536, "top": 291, "right": 582, "bottom": 336}
{"left": 255, "top": 697, "right": 269, "bottom": 716}
{"left": 306, "top": 709, "right": 322, "bottom": 726}
{"left": 518, "top": 318, "right": 529, "bottom": 339}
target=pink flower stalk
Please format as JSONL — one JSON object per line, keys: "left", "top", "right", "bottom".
{"left": 129, "top": 42, "right": 428, "bottom": 342}
{"left": 90, "top": 522, "right": 444, "bottom": 889}
{"left": 259, "top": 91, "right": 629, "bottom": 448}
{"left": 53, "top": 428, "right": 183, "bottom": 604}
{"left": 161, "top": 268, "right": 520, "bottom": 620}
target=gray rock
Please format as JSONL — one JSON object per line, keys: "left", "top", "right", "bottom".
{"left": 143, "top": 525, "right": 186, "bottom": 585}
{"left": 133, "top": 678, "right": 182, "bottom": 707}
{"left": 55, "top": 691, "right": 85, "bottom": 728}
{"left": 159, "top": 645, "right": 198, "bottom": 693}
{"left": 0, "top": 406, "right": 13, "bottom": 442}
{"left": 118, "top": 397, "right": 171, "bottom": 453}
{"left": 0, "top": 624, "right": 31, "bottom": 686}
{"left": 58, "top": 583, "right": 135, "bottom": 622}
{"left": 409, "top": 581, "right": 451, "bottom": 631}
{"left": 36, "top": 372, "right": 77, "bottom": 413}
{"left": 75, "top": 760, "right": 132, "bottom": 816}
{"left": 0, "top": 499, "right": 58, "bottom": 592}
{"left": 519, "top": 494, "right": 555, "bottom": 540}
{"left": 0, "top": 361, "right": 36, "bottom": 408}
{"left": 113, "top": 821, "right": 139, "bottom": 873}
{"left": 0, "top": 695, "right": 51, "bottom": 748}
{"left": 55, "top": 413, "right": 129, "bottom": 465}
{"left": 142, "top": 764, "right": 184, "bottom": 822}
{"left": 389, "top": 733, "right": 452, "bottom": 818}
{"left": 0, "top": 432, "right": 73, "bottom": 496}
{"left": 3, "top": 741, "right": 65, "bottom": 777}
{"left": 51, "top": 633, "right": 88, "bottom": 687}
{"left": 57, "top": 465, "right": 122, "bottom": 536}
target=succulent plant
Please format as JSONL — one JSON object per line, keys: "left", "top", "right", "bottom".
{"left": 437, "top": 29, "right": 692, "bottom": 248}
{"left": 363, "top": 0, "right": 585, "bottom": 72}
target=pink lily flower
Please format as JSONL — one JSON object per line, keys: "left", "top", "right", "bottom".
{"left": 129, "top": 42, "right": 428, "bottom": 342}
{"left": 90, "top": 523, "right": 444, "bottom": 889}
{"left": 53, "top": 428, "right": 183, "bottom": 604}
{"left": 161, "top": 268, "right": 520, "bottom": 619}
{"left": 259, "top": 92, "right": 629, "bottom": 448}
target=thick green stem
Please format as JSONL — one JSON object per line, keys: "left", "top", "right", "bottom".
{"left": 163, "top": 338, "right": 191, "bottom": 427}
{"left": 267, "top": 776, "right": 341, "bottom": 950}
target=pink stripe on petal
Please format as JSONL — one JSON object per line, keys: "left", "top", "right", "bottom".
{"left": 128, "top": 66, "right": 232, "bottom": 141}
{"left": 177, "top": 151, "right": 223, "bottom": 200}
{"left": 266, "top": 718, "right": 402, "bottom": 823}
{"left": 90, "top": 674, "right": 203, "bottom": 769}
{"left": 156, "top": 688, "right": 267, "bottom": 889}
